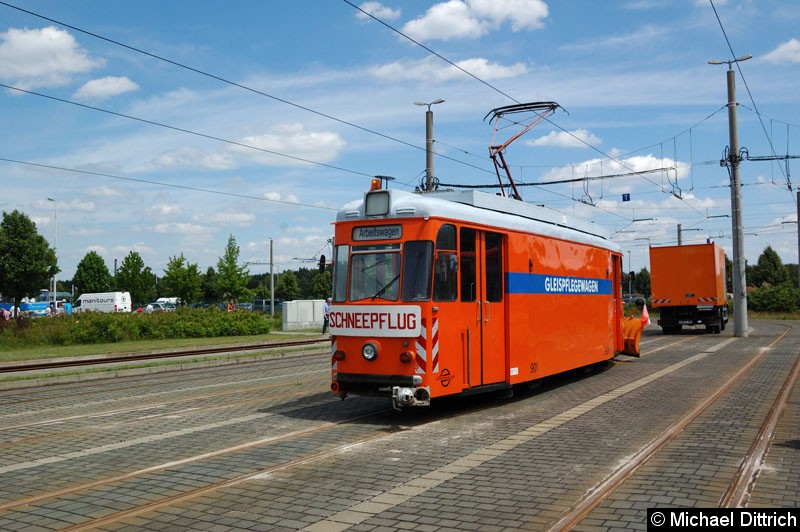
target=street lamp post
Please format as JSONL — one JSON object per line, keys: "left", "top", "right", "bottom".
{"left": 47, "top": 197, "right": 57, "bottom": 306}
{"left": 709, "top": 54, "right": 751, "bottom": 337}
{"left": 627, "top": 251, "right": 632, "bottom": 296}
{"left": 677, "top": 224, "right": 702, "bottom": 245}
{"left": 413, "top": 99, "right": 444, "bottom": 192}
{"left": 269, "top": 238, "right": 274, "bottom": 316}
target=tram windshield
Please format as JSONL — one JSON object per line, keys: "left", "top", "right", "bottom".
{"left": 340, "top": 241, "right": 433, "bottom": 302}
{"left": 349, "top": 244, "right": 401, "bottom": 301}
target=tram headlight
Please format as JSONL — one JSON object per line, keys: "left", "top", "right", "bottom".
{"left": 361, "top": 342, "right": 379, "bottom": 361}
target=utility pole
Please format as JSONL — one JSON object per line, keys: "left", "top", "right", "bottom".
{"left": 709, "top": 54, "right": 751, "bottom": 337}
{"left": 414, "top": 99, "right": 444, "bottom": 192}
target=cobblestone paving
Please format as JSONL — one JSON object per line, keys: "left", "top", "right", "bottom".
{"left": 0, "top": 322, "right": 796, "bottom": 531}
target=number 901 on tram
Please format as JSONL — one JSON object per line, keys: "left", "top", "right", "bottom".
{"left": 329, "top": 181, "right": 625, "bottom": 410}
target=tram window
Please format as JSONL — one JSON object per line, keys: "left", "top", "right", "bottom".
{"left": 436, "top": 224, "right": 456, "bottom": 249}
{"left": 349, "top": 251, "right": 401, "bottom": 301}
{"left": 402, "top": 241, "right": 433, "bottom": 301}
{"left": 434, "top": 251, "right": 458, "bottom": 301}
{"left": 485, "top": 232, "right": 503, "bottom": 302}
{"left": 434, "top": 224, "right": 458, "bottom": 301}
{"left": 460, "top": 228, "right": 476, "bottom": 302}
{"left": 332, "top": 245, "right": 349, "bottom": 303}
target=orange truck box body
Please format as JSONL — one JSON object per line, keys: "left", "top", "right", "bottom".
{"left": 649, "top": 243, "right": 728, "bottom": 334}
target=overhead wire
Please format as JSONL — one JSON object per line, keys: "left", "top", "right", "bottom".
{"left": 0, "top": 157, "right": 338, "bottom": 211}
{"left": 709, "top": 0, "right": 794, "bottom": 197}
{"left": 0, "top": 83, "right": 375, "bottom": 178}
{"left": 0, "top": 0, "right": 495, "bottom": 178}
{"left": 3, "top": 1, "right": 794, "bottom": 223}
{"left": 342, "top": 0, "right": 709, "bottom": 220}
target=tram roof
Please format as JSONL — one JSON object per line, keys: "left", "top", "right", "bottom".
{"left": 337, "top": 189, "right": 621, "bottom": 253}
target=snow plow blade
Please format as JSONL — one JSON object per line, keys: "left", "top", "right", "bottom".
{"left": 621, "top": 316, "right": 643, "bottom": 357}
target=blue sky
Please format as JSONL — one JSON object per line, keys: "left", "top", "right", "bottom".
{"left": 1, "top": 0, "right": 799, "bottom": 282}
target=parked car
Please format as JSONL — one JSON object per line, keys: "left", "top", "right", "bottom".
{"left": 252, "top": 299, "right": 282, "bottom": 313}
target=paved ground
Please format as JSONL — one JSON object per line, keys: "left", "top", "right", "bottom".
{"left": 0, "top": 321, "right": 796, "bottom": 531}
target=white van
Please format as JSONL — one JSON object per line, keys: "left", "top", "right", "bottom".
{"left": 73, "top": 292, "right": 132, "bottom": 313}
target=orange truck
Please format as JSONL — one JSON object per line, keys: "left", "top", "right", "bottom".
{"left": 649, "top": 242, "right": 729, "bottom": 334}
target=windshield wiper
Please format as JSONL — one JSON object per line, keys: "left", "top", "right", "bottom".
{"left": 372, "top": 274, "right": 400, "bottom": 299}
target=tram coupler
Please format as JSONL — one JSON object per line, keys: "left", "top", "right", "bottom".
{"left": 391, "top": 386, "right": 431, "bottom": 410}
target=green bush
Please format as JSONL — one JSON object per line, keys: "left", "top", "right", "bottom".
{"left": 748, "top": 284, "right": 800, "bottom": 313}
{"left": 0, "top": 307, "right": 273, "bottom": 348}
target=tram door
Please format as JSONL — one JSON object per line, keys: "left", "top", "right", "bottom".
{"left": 459, "top": 228, "right": 506, "bottom": 387}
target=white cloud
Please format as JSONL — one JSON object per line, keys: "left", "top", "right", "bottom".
{"left": 402, "top": 0, "right": 548, "bottom": 41}
{"left": 763, "top": 38, "right": 800, "bottom": 64}
{"left": 73, "top": 76, "right": 139, "bottom": 100}
{"left": 147, "top": 203, "right": 183, "bottom": 216}
{"left": 153, "top": 222, "right": 207, "bottom": 234}
{"left": 85, "top": 186, "right": 122, "bottom": 197}
{"left": 467, "top": 0, "right": 549, "bottom": 31}
{"left": 403, "top": 1, "right": 485, "bottom": 40}
{"left": 70, "top": 227, "right": 104, "bottom": 237}
{"left": 537, "top": 154, "right": 687, "bottom": 188}
{"left": 112, "top": 243, "right": 156, "bottom": 257}
{"left": 152, "top": 147, "right": 237, "bottom": 170}
{"left": 561, "top": 26, "right": 667, "bottom": 52}
{"left": 264, "top": 191, "right": 301, "bottom": 204}
{"left": 356, "top": 2, "right": 401, "bottom": 21}
{"left": 0, "top": 26, "right": 104, "bottom": 89}
{"left": 371, "top": 56, "right": 527, "bottom": 82}
{"left": 527, "top": 129, "right": 602, "bottom": 148}
{"left": 229, "top": 123, "right": 346, "bottom": 167}
{"left": 85, "top": 245, "right": 109, "bottom": 256}
{"left": 64, "top": 199, "right": 96, "bottom": 212}
{"left": 199, "top": 212, "right": 255, "bottom": 226}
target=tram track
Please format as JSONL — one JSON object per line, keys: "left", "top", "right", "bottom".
{"left": 0, "top": 372, "right": 329, "bottom": 446}
{"left": 0, "top": 381, "right": 523, "bottom": 528}
{"left": 0, "top": 324, "right": 795, "bottom": 530}
{"left": 0, "top": 337, "right": 329, "bottom": 374}
{"left": 0, "top": 406, "right": 394, "bottom": 515}
{"left": 547, "top": 323, "right": 797, "bottom": 530}
{"left": 0, "top": 346, "right": 329, "bottom": 412}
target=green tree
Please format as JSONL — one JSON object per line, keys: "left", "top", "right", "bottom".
{"left": 162, "top": 253, "right": 203, "bottom": 306}
{"left": 275, "top": 270, "right": 301, "bottom": 302}
{"left": 786, "top": 263, "right": 799, "bottom": 289}
{"left": 0, "top": 210, "right": 59, "bottom": 313}
{"left": 750, "top": 246, "right": 790, "bottom": 287}
{"left": 725, "top": 253, "right": 733, "bottom": 294}
{"left": 310, "top": 271, "right": 332, "bottom": 299}
{"left": 114, "top": 251, "right": 156, "bottom": 305}
{"left": 295, "top": 267, "right": 316, "bottom": 299}
{"left": 634, "top": 267, "right": 651, "bottom": 297}
{"left": 215, "top": 235, "right": 252, "bottom": 302}
{"left": 201, "top": 266, "right": 218, "bottom": 303}
{"left": 73, "top": 251, "right": 112, "bottom": 297}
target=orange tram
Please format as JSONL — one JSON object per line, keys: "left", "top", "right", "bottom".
{"left": 330, "top": 182, "right": 625, "bottom": 410}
